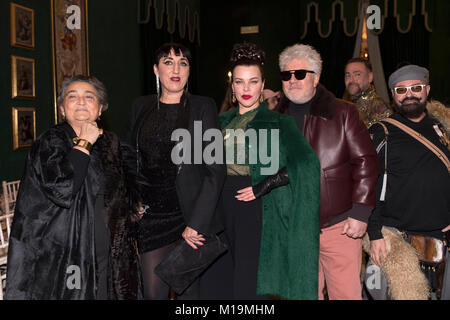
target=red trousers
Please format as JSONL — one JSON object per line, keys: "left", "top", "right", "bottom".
{"left": 318, "top": 220, "right": 362, "bottom": 300}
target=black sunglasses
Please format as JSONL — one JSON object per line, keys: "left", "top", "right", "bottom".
{"left": 280, "top": 69, "right": 315, "bottom": 81}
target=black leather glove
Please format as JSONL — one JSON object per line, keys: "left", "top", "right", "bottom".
{"left": 252, "top": 167, "right": 290, "bottom": 198}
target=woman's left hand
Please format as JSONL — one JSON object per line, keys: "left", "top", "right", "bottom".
{"left": 182, "top": 226, "right": 206, "bottom": 250}
{"left": 235, "top": 186, "right": 256, "bottom": 202}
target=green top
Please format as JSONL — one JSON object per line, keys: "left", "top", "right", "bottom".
{"left": 222, "top": 106, "right": 259, "bottom": 176}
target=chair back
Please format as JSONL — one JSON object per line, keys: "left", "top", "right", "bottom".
{"left": 0, "top": 180, "right": 19, "bottom": 300}
{"left": 2, "top": 180, "right": 20, "bottom": 215}
{"left": 0, "top": 272, "right": 5, "bottom": 300}
{"left": 0, "top": 213, "right": 14, "bottom": 251}
{"left": 0, "top": 212, "right": 14, "bottom": 300}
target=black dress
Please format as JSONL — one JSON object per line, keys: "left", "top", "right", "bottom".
{"left": 121, "top": 94, "right": 226, "bottom": 238}
{"left": 136, "top": 102, "right": 186, "bottom": 253}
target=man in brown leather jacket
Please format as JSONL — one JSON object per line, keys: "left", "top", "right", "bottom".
{"left": 276, "top": 44, "right": 379, "bottom": 300}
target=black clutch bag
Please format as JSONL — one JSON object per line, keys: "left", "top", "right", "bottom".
{"left": 154, "top": 235, "right": 228, "bottom": 295}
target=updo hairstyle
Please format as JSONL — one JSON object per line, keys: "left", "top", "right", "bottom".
{"left": 229, "top": 42, "right": 266, "bottom": 80}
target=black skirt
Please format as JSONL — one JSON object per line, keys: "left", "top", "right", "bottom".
{"left": 136, "top": 173, "right": 186, "bottom": 254}
{"left": 136, "top": 210, "right": 186, "bottom": 253}
{"left": 200, "top": 175, "right": 266, "bottom": 300}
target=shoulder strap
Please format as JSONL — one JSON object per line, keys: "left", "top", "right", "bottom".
{"left": 381, "top": 118, "right": 450, "bottom": 172}
{"left": 370, "top": 121, "right": 389, "bottom": 154}
{"left": 370, "top": 121, "right": 389, "bottom": 201}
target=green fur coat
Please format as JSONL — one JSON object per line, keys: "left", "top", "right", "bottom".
{"left": 219, "top": 103, "right": 321, "bottom": 300}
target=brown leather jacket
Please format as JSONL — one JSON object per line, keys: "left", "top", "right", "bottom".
{"left": 278, "top": 84, "right": 379, "bottom": 227}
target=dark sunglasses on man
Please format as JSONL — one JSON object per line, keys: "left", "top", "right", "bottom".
{"left": 280, "top": 69, "right": 315, "bottom": 81}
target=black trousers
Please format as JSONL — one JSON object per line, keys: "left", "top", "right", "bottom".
{"left": 200, "top": 175, "right": 266, "bottom": 300}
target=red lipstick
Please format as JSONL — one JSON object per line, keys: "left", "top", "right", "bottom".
{"left": 242, "top": 95, "right": 252, "bottom": 100}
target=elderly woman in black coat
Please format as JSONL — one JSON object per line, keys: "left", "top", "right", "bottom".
{"left": 5, "top": 75, "right": 142, "bottom": 300}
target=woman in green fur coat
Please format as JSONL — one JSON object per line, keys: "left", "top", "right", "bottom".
{"left": 200, "top": 43, "right": 321, "bottom": 300}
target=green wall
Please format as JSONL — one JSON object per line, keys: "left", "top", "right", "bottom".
{"left": 88, "top": 0, "right": 144, "bottom": 134}
{"left": 0, "top": 0, "right": 53, "bottom": 181}
{"left": 0, "top": 0, "right": 144, "bottom": 181}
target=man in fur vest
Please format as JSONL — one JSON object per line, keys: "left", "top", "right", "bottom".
{"left": 367, "top": 64, "right": 450, "bottom": 300}
{"left": 276, "top": 44, "right": 379, "bottom": 300}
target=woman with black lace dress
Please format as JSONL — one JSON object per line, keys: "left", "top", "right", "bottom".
{"left": 121, "top": 43, "right": 226, "bottom": 299}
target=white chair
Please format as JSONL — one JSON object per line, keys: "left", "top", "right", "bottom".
{"left": 0, "top": 180, "right": 18, "bottom": 273}
{"left": 0, "top": 265, "right": 5, "bottom": 300}
{"left": 0, "top": 214, "right": 14, "bottom": 262}
{"left": 0, "top": 213, "right": 13, "bottom": 300}
{"left": 0, "top": 270, "right": 5, "bottom": 300}
{"left": 2, "top": 180, "right": 20, "bottom": 215}
{"left": 0, "top": 180, "right": 19, "bottom": 300}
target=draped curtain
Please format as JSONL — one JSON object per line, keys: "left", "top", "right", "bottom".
{"left": 137, "top": 0, "right": 201, "bottom": 95}
{"left": 300, "top": 1, "right": 357, "bottom": 99}
{"left": 298, "top": 0, "right": 435, "bottom": 101}
{"left": 377, "top": 0, "right": 430, "bottom": 99}
{"left": 353, "top": 1, "right": 389, "bottom": 103}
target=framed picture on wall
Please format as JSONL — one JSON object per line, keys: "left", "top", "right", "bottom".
{"left": 12, "top": 107, "right": 36, "bottom": 150}
{"left": 10, "top": 3, "right": 35, "bottom": 49}
{"left": 11, "top": 55, "right": 36, "bottom": 99}
{"left": 51, "top": 0, "right": 89, "bottom": 124}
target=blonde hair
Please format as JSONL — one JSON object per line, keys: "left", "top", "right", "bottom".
{"left": 279, "top": 44, "right": 322, "bottom": 76}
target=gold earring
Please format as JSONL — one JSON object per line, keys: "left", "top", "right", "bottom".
{"left": 232, "top": 92, "right": 236, "bottom": 103}
{"left": 260, "top": 94, "right": 264, "bottom": 103}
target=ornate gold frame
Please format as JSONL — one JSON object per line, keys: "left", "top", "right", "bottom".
{"left": 11, "top": 107, "right": 36, "bottom": 150}
{"left": 10, "top": 2, "right": 35, "bottom": 49}
{"left": 11, "top": 55, "right": 36, "bottom": 99}
{"left": 51, "top": 0, "right": 90, "bottom": 124}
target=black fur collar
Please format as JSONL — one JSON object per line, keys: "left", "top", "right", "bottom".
{"left": 277, "top": 84, "right": 336, "bottom": 119}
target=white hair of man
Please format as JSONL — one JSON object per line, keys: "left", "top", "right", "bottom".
{"left": 279, "top": 44, "right": 322, "bottom": 76}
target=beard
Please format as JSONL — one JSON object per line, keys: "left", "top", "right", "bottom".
{"left": 284, "top": 85, "right": 316, "bottom": 104}
{"left": 395, "top": 97, "right": 427, "bottom": 119}
{"left": 347, "top": 82, "right": 363, "bottom": 97}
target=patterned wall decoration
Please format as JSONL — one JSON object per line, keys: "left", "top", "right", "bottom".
{"left": 50, "top": 0, "right": 89, "bottom": 123}
{"left": 137, "top": 0, "right": 201, "bottom": 44}
{"left": 298, "top": 0, "right": 434, "bottom": 39}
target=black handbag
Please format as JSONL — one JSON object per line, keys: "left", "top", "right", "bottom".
{"left": 154, "top": 235, "right": 228, "bottom": 295}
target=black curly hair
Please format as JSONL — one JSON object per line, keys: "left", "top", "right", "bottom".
{"left": 229, "top": 42, "right": 266, "bottom": 80}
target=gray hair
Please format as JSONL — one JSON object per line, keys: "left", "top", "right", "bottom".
{"left": 57, "top": 75, "right": 109, "bottom": 111}
{"left": 279, "top": 44, "right": 322, "bottom": 76}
